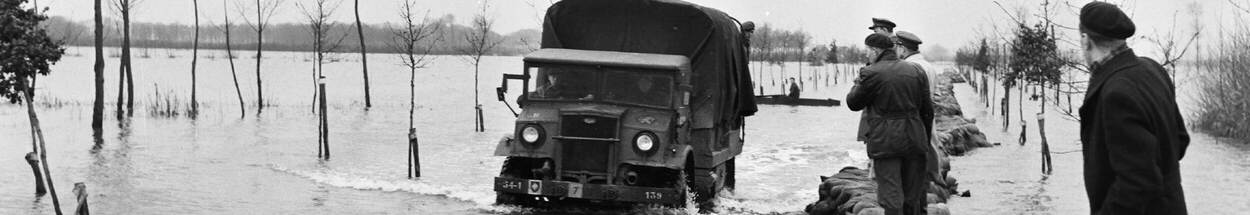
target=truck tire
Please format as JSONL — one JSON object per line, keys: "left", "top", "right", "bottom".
{"left": 495, "top": 157, "right": 539, "bottom": 206}
{"left": 725, "top": 158, "right": 736, "bottom": 190}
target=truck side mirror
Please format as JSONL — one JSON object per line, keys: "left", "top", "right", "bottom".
{"left": 496, "top": 87, "right": 507, "bottom": 102}
{"left": 740, "top": 21, "right": 755, "bottom": 33}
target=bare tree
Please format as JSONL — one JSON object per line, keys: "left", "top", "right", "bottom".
{"left": 354, "top": 0, "right": 371, "bottom": 109}
{"left": 299, "top": 0, "right": 345, "bottom": 154}
{"left": 460, "top": 0, "right": 502, "bottom": 132}
{"left": 110, "top": 0, "right": 142, "bottom": 117}
{"left": 94, "top": 0, "right": 106, "bottom": 136}
{"left": 389, "top": 0, "right": 443, "bottom": 178}
{"left": 190, "top": 0, "right": 199, "bottom": 116}
{"left": 222, "top": 0, "right": 246, "bottom": 118}
{"left": 298, "top": 0, "right": 345, "bottom": 107}
{"left": 521, "top": 0, "right": 555, "bottom": 52}
{"left": 1144, "top": 10, "right": 1200, "bottom": 80}
{"left": 237, "top": 0, "right": 283, "bottom": 113}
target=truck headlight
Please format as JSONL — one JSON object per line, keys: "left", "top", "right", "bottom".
{"left": 520, "top": 124, "right": 544, "bottom": 146}
{"left": 634, "top": 131, "right": 658, "bottom": 153}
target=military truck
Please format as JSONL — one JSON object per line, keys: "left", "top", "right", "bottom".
{"left": 493, "top": 0, "right": 757, "bottom": 208}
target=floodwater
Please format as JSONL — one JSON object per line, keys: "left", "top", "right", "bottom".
{"left": 1, "top": 47, "right": 1247, "bottom": 214}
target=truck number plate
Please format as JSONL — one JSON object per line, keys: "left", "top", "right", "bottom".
{"left": 527, "top": 180, "right": 542, "bottom": 195}
{"left": 567, "top": 183, "right": 582, "bottom": 198}
{"left": 501, "top": 180, "right": 523, "bottom": 190}
{"left": 645, "top": 191, "right": 663, "bottom": 200}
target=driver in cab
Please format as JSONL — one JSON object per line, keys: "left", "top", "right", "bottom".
{"left": 615, "top": 76, "right": 667, "bottom": 106}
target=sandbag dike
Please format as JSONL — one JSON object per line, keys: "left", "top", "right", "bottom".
{"left": 933, "top": 72, "right": 994, "bottom": 156}
{"left": 804, "top": 72, "right": 987, "bottom": 215}
{"left": 805, "top": 167, "right": 958, "bottom": 215}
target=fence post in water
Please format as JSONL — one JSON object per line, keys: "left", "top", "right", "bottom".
{"left": 319, "top": 76, "right": 330, "bottom": 159}
{"left": 1038, "top": 113, "right": 1053, "bottom": 175}
{"left": 26, "top": 152, "right": 46, "bottom": 195}
{"left": 409, "top": 128, "right": 421, "bottom": 178}
{"left": 476, "top": 105, "right": 485, "bottom": 132}
{"left": 73, "top": 182, "right": 88, "bottom": 215}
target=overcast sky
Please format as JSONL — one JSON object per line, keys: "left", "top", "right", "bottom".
{"left": 36, "top": 0, "right": 1248, "bottom": 56}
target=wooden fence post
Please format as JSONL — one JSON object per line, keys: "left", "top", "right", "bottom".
{"left": 26, "top": 152, "right": 46, "bottom": 195}
{"left": 409, "top": 128, "right": 421, "bottom": 178}
{"left": 73, "top": 183, "right": 88, "bottom": 215}
{"left": 319, "top": 76, "right": 329, "bottom": 159}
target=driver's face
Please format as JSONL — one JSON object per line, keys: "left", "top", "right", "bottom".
{"left": 638, "top": 79, "right": 653, "bottom": 92}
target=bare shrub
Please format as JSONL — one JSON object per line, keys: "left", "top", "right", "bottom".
{"left": 1194, "top": 31, "right": 1250, "bottom": 140}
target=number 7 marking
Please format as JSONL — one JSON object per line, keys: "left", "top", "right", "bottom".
{"left": 567, "top": 183, "right": 583, "bottom": 198}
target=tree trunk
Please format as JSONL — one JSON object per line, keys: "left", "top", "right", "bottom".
{"left": 224, "top": 3, "right": 245, "bottom": 118}
{"left": 123, "top": 7, "right": 134, "bottom": 117}
{"left": 355, "top": 0, "right": 371, "bottom": 109}
{"left": 1002, "top": 83, "right": 1010, "bottom": 132}
{"left": 25, "top": 91, "right": 63, "bottom": 215}
{"left": 93, "top": 0, "right": 105, "bottom": 136}
{"left": 474, "top": 61, "right": 482, "bottom": 132}
{"left": 254, "top": 0, "right": 264, "bottom": 113}
{"left": 115, "top": 6, "right": 126, "bottom": 118}
{"left": 191, "top": 0, "right": 199, "bottom": 115}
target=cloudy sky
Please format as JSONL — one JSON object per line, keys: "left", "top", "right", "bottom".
{"left": 36, "top": 0, "right": 1249, "bottom": 55}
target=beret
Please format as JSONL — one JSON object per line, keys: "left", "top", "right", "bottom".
{"left": 864, "top": 33, "right": 894, "bottom": 49}
{"left": 869, "top": 18, "right": 896, "bottom": 30}
{"left": 1079, "top": 2, "right": 1135, "bottom": 40}
{"left": 895, "top": 31, "right": 922, "bottom": 44}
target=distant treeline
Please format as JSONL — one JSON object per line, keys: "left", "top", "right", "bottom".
{"left": 749, "top": 23, "right": 953, "bottom": 65}
{"left": 41, "top": 15, "right": 539, "bottom": 56}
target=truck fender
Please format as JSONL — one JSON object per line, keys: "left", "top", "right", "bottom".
{"left": 665, "top": 144, "right": 695, "bottom": 170}
{"left": 493, "top": 135, "right": 515, "bottom": 156}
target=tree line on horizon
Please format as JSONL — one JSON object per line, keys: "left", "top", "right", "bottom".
{"left": 41, "top": 14, "right": 538, "bottom": 56}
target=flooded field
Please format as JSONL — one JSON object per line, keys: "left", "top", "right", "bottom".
{"left": 2, "top": 47, "right": 1248, "bottom": 214}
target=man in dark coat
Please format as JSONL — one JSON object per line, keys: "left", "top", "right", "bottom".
{"left": 1077, "top": 2, "right": 1190, "bottom": 214}
{"left": 847, "top": 33, "right": 934, "bottom": 215}
{"left": 788, "top": 77, "right": 801, "bottom": 99}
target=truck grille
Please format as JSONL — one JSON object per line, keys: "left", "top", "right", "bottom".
{"left": 559, "top": 115, "right": 618, "bottom": 174}
{"left": 560, "top": 115, "right": 618, "bottom": 138}
{"left": 561, "top": 140, "right": 611, "bottom": 173}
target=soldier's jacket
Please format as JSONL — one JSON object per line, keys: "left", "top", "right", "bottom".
{"left": 1080, "top": 48, "right": 1190, "bottom": 215}
{"left": 847, "top": 50, "right": 935, "bottom": 159}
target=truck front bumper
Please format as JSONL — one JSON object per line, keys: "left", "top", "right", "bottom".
{"left": 494, "top": 177, "right": 685, "bottom": 204}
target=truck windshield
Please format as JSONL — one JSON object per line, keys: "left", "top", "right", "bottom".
{"left": 530, "top": 66, "right": 673, "bottom": 107}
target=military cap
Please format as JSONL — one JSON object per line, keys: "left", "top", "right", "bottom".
{"left": 1079, "top": 2, "right": 1135, "bottom": 40}
{"left": 895, "top": 31, "right": 922, "bottom": 44}
{"left": 869, "top": 18, "right": 896, "bottom": 30}
{"left": 864, "top": 33, "right": 894, "bottom": 49}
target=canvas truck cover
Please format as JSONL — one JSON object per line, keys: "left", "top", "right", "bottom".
{"left": 541, "top": 0, "right": 757, "bottom": 129}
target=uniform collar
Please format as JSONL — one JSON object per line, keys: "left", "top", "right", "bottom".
{"left": 873, "top": 49, "right": 899, "bottom": 64}
{"left": 1084, "top": 47, "right": 1139, "bottom": 102}
{"left": 1089, "top": 45, "right": 1130, "bottom": 72}
{"left": 900, "top": 51, "right": 920, "bottom": 60}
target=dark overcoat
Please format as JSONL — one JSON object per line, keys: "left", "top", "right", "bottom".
{"left": 1079, "top": 49, "right": 1190, "bottom": 215}
{"left": 847, "top": 51, "right": 935, "bottom": 159}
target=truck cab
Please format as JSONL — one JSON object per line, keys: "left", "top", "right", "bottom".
{"left": 492, "top": 0, "right": 757, "bottom": 209}
{"left": 494, "top": 49, "right": 695, "bottom": 205}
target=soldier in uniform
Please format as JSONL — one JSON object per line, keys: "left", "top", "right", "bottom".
{"left": 894, "top": 31, "right": 949, "bottom": 188}
{"left": 847, "top": 33, "right": 935, "bottom": 215}
{"left": 1077, "top": 2, "right": 1190, "bottom": 214}
{"left": 870, "top": 18, "right": 897, "bottom": 35}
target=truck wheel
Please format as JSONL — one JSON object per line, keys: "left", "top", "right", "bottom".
{"left": 495, "top": 157, "right": 539, "bottom": 206}
{"left": 666, "top": 167, "right": 691, "bottom": 208}
{"left": 725, "top": 158, "right": 736, "bottom": 190}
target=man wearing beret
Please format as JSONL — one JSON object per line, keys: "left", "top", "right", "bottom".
{"left": 847, "top": 32, "right": 934, "bottom": 215}
{"left": 1077, "top": 2, "right": 1190, "bottom": 214}
{"left": 894, "top": 31, "right": 949, "bottom": 189}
